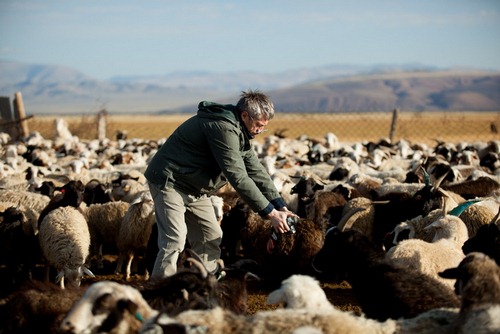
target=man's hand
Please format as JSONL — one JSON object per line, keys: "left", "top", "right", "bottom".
{"left": 267, "top": 209, "right": 298, "bottom": 233}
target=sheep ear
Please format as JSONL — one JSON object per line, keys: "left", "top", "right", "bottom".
{"left": 438, "top": 267, "right": 461, "bottom": 279}
{"left": 436, "top": 188, "right": 454, "bottom": 213}
{"left": 432, "top": 170, "right": 450, "bottom": 191}
{"left": 266, "top": 289, "right": 285, "bottom": 305}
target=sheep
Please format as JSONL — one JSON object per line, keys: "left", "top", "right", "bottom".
{"left": 115, "top": 191, "right": 155, "bottom": 280}
{"left": 271, "top": 170, "right": 300, "bottom": 213}
{"left": 141, "top": 254, "right": 255, "bottom": 315}
{"left": 296, "top": 185, "right": 346, "bottom": 227}
{"left": 312, "top": 225, "right": 460, "bottom": 320}
{"left": 38, "top": 206, "right": 94, "bottom": 288}
{"left": 141, "top": 306, "right": 459, "bottom": 334}
{"left": 60, "top": 280, "right": 159, "bottom": 334}
{"left": 439, "top": 252, "right": 500, "bottom": 334}
{"left": 82, "top": 178, "right": 114, "bottom": 206}
{"left": 83, "top": 200, "right": 130, "bottom": 270}
{"left": 0, "top": 201, "right": 39, "bottom": 235}
{"left": 111, "top": 174, "right": 147, "bottom": 203}
{"left": 384, "top": 209, "right": 447, "bottom": 249}
{"left": 385, "top": 215, "right": 469, "bottom": 288}
{"left": 337, "top": 196, "right": 376, "bottom": 242}
{"left": 223, "top": 202, "right": 325, "bottom": 286}
{"left": 60, "top": 256, "right": 255, "bottom": 333}
{"left": 34, "top": 180, "right": 58, "bottom": 197}
{"left": 461, "top": 211, "right": 500, "bottom": 265}
{"left": 140, "top": 274, "right": 459, "bottom": 334}
{"left": 385, "top": 198, "right": 489, "bottom": 251}
{"left": 0, "top": 188, "right": 50, "bottom": 215}
{"left": 0, "top": 206, "right": 40, "bottom": 290}
{"left": 457, "top": 197, "right": 499, "bottom": 237}
{"left": 289, "top": 175, "right": 346, "bottom": 225}
{"left": 0, "top": 280, "right": 85, "bottom": 334}
{"left": 266, "top": 274, "right": 334, "bottom": 311}
{"left": 265, "top": 274, "right": 460, "bottom": 334}
{"left": 219, "top": 198, "right": 247, "bottom": 264}
{"left": 441, "top": 176, "right": 500, "bottom": 200}
{"left": 37, "top": 179, "right": 86, "bottom": 229}
{"left": 289, "top": 176, "right": 325, "bottom": 218}
{"left": 342, "top": 178, "right": 460, "bottom": 248}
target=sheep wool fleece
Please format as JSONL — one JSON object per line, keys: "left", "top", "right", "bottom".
{"left": 145, "top": 101, "right": 286, "bottom": 278}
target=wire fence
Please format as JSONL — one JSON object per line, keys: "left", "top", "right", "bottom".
{"left": 22, "top": 110, "right": 500, "bottom": 146}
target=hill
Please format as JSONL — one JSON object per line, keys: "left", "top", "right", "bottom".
{"left": 268, "top": 71, "right": 500, "bottom": 113}
{"left": 1, "top": 60, "right": 499, "bottom": 114}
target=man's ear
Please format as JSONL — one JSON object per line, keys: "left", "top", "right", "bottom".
{"left": 241, "top": 111, "right": 249, "bottom": 121}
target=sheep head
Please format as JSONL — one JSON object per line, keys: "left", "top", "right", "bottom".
{"left": 61, "top": 281, "right": 158, "bottom": 334}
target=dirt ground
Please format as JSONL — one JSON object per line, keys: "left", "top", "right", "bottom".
{"left": 84, "top": 256, "right": 362, "bottom": 316}
{"left": 0, "top": 255, "right": 362, "bottom": 317}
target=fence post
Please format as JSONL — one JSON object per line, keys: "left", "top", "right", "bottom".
{"left": 97, "top": 109, "right": 107, "bottom": 140}
{"left": 14, "top": 92, "right": 30, "bottom": 138}
{"left": 0, "top": 96, "right": 14, "bottom": 137}
{"left": 389, "top": 108, "right": 399, "bottom": 143}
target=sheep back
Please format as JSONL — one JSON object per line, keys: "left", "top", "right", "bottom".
{"left": 0, "top": 189, "right": 50, "bottom": 215}
{"left": 116, "top": 194, "right": 155, "bottom": 252}
{"left": 84, "top": 201, "right": 130, "bottom": 248}
{"left": 38, "top": 206, "right": 91, "bottom": 275}
{"left": 459, "top": 201, "right": 498, "bottom": 238}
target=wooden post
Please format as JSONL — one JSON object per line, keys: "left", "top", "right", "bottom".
{"left": 13, "top": 92, "right": 29, "bottom": 137}
{"left": 389, "top": 108, "right": 399, "bottom": 143}
{"left": 97, "top": 109, "right": 107, "bottom": 140}
{"left": 0, "top": 96, "right": 13, "bottom": 136}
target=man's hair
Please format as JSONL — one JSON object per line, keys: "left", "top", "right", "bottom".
{"left": 236, "top": 89, "right": 275, "bottom": 120}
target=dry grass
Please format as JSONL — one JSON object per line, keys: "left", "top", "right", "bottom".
{"left": 26, "top": 111, "right": 500, "bottom": 146}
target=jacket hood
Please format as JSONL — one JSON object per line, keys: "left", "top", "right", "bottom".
{"left": 197, "top": 101, "right": 255, "bottom": 139}
{"left": 197, "top": 101, "right": 238, "bottom": 123}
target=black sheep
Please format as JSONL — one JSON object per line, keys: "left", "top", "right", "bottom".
{"left": 37, "top": 180, "right": 85, "bottom": 229}
{"left": 312, "top": 227, "right": 460, "bottom": 321}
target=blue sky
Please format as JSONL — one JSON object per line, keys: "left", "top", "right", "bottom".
{"left": 1, "top": 0, "right": 500, "bottom": 80}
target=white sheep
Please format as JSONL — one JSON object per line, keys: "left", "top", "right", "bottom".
{"left": 266, "top": 275, "right": 334, "bottom": 311}
{"left": 458, "top": 198, "right": 499, "bottom": 237}
{"left": 0, "top": 189, "right": 50, "bottom": 215}
{"left": 38, "top": 206, "right": 94, "bottom": 288}
{"left": 271, "top": 170, "right": 299, "bottom": 213}
{"left": 83, "top": 200, "right": 130, "bottom": 269}
{"left": 60, "top": 280, "right": 159, "bottom": 334}
{"left": 387, "top": 209, "right": 446, "bottom": 246}
{"left": 115, "top": 191, "right": 155, "bottom": 280}
{"left": 385, "top": 215, "right": 468, "bottom": 288}
{"left": 111, "top": 177, "right": 147, "bottom": 203}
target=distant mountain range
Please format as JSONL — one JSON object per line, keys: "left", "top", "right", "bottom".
{"left": 0, "top": 60, "right": 499, "bottom": 115}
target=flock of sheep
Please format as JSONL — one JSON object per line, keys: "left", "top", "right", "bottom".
{"left": 0, "top": 118, "right": 499, "bottom": 333}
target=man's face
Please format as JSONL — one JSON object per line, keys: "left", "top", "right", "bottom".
{"left": 243, "top": 111, "right": 269, "bottom": 137}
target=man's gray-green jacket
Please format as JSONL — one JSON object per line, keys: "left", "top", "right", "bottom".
{"left": 144, "top": 101, "right": 286, "bottom": 217}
